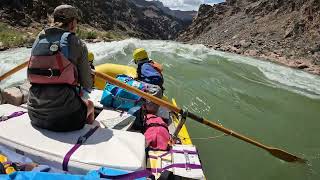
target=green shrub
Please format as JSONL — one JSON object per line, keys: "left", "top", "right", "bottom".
{"left": 76, "top": 28, "right": 98, "bottom": 39}
{"left": 0, "top": 23, "right": 27, "bottom": 47}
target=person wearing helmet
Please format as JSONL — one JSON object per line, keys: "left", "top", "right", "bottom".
{"left": 88, "top": 51, "right": 96, "bottom": 87}
{"left": 88, "top": 51, "right": 95, "bottom": 70}
{"left": 133, "top": 48, "right": 164, "bottom": 89}
{"left": 27, "top": 5, "right": 94, "bottom": 132}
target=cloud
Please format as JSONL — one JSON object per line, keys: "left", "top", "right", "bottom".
{"left": 146, "top": 0, "right": 224, "bottom": 11}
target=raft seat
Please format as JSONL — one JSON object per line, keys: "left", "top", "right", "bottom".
{"left": 0, "top": 104, "right": 146, "bottom": 174}
{"left": 95, "top": 109, "right": 135, "bottom": 130}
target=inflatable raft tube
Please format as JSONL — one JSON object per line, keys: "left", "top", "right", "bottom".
{"left": 94, "top": 63, "right": 137, "bottom": 90}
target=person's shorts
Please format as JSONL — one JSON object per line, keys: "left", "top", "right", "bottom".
{"left": 29, "top": 101, "right": 87, "bottom": 132}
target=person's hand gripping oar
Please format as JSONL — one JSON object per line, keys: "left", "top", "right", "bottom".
{"left": 94, "top": 70, "right": 306, "bottom": 163}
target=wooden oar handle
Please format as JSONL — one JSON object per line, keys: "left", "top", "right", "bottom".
{"left": 0, "top": 61, "right": 29, "bottom": 81}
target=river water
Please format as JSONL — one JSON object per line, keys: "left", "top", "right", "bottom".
{"left": 1, "top": 39, "right": 320, "bottom": 180}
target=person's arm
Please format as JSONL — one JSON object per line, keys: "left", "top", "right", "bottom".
{"left": 69, "top": 36, "right": 93, "bottom": 90}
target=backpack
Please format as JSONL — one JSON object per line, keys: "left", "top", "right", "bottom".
{"left": 144, "top": 114, "right": 170, "bottom": 151}
{"left": 100, "top": 75, "right": 146, "bottom": 111}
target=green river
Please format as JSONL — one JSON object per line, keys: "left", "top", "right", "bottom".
{"left": 1, "top": 39, "right": 320, "bottom": 180}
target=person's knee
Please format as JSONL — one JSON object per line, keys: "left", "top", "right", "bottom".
{"left": 87, "top": 100, "right": 93, "bottom": 107}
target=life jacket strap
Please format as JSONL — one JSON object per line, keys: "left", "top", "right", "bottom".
{"left": 27, "top": 68, "right": 61, "bottom": 78}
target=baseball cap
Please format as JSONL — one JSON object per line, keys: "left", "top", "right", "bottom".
{"left": 53, "top": 5, "right": 81, "bottom": 21}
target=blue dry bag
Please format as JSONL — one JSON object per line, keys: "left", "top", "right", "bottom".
{"left": 100, "top": 75, "right": 146, "bottom": 111}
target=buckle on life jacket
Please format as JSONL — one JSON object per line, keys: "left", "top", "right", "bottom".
{"left": 47, "top": 68, "right": 53, "bottom": 78}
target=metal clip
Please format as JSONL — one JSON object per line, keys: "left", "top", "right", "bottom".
{"left": 47, "top": 68, "right": 53, "bottom": 78}
{"left": 77, "top": 136, "right": 87, "bottom": 144}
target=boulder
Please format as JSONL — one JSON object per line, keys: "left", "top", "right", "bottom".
{"left": 1, "top": 82, "right": 30, "bottom": 106}
{"left": 244, "top": 50, "right": 258, "bottom": 56}
{"left": 0, "top": 42, "right": 7, "bottom": 51}
{"left": 297, "top": 64, "right": 309, "bottom": 69}
{"left": 239, "top": 40, "right": 251, "bottom": 48}
{"left": 1, "top": 87, "right": 24, "bottom": 106}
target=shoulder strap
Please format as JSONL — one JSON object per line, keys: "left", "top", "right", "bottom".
{"left": 60, "top": 32, "right": 72, "bottom": 59}
{"left": 137, "top": 63, "right": 142, "bottom": 79}
{"left": 150, "top": 60, "right": 163, "bottom": 74}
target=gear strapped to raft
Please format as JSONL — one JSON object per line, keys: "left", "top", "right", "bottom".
{"left": 147, "top": 146, "right": 204, "bottom": 177}
{"left": 0, "top": 111, "right": 26, "bottom": 122}
{"left": 147, "top": 148, "right": 202, "bottom": 173}
{"left": 100, "top": 75, "right": 146, "bottom": 111}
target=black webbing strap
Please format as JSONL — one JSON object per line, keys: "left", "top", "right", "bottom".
{"left": 28, "top": 68, "right": 61, "bottom": 77}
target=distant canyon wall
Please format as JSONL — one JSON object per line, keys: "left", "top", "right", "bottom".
{"left": 177, "top": 0, "right": 320, "bottom": 74}
{"left": 0, "top": 0, "right": 194, "bottom": 40}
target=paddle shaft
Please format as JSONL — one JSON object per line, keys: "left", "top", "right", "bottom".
{"left": 187, "top": 112, "right": 268, "bottom": 149}
{"left": 95, "top": 71, "right": 305, "bottom": 163}
{"left": 0, "top": 61, "right": 28, "bottom": 81}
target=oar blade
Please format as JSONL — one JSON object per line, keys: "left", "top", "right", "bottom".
{"left": 269, "top": 148, "right": 306, "bottom": 163}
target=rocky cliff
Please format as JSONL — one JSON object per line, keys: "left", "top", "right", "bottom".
{"left": 0, "top": 0, "right": 187, "bottom": 40}
{"left": 177, "top": 0, "right": 320, "bottom": 75}
{"left": 132, "top": 0, "right": 196, "bottom": 24}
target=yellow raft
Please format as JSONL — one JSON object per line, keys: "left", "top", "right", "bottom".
{"left": 94, "top": 63, "right": 137, "bottom": 90}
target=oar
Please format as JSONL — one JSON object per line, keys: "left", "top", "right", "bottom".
{"left": 95, "top": 71, "right": 306, "bottom": 163}
{"left": 0, "top": 61, "right": 28, "bottom": 81}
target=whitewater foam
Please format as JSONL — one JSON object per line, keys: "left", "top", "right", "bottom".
{"left": 208, "top": 50, "right": 320, "bottom": 99}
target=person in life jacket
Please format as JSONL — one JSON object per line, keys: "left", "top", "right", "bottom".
{"left": 88, "top": 51, "right": 95, "bottom": 87}
{"left": 27, "top": 5, "right": 94, "bottom": 132}
{"left": 88, "top": 51, "right": 95, "bottom": 70}
{"left": 132, "top": 48, "right": 164, "bottom": 89}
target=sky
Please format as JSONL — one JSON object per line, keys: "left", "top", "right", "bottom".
{"left": 146, "top": 0, "right": 225, "bottom": 11}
